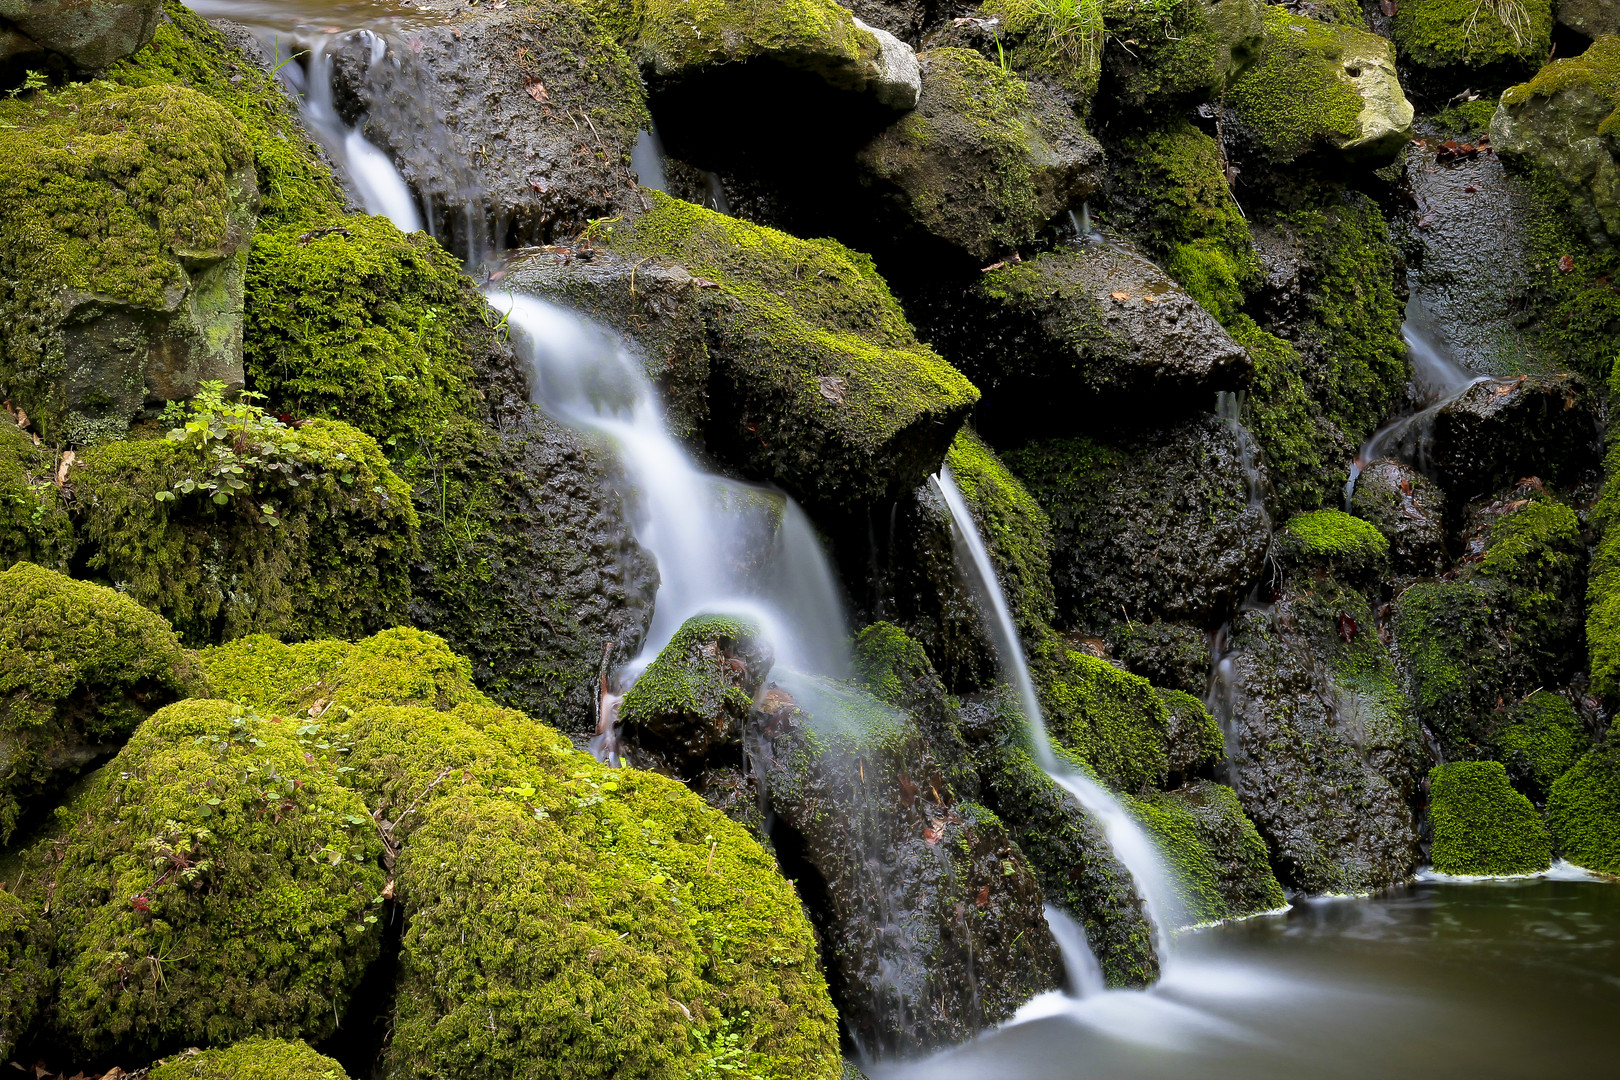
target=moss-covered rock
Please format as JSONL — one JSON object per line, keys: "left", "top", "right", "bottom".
{"left": 1227, "top": 7, "right": 1413, "bottom": 164}
{"left": 0, "top": 423, "right": 73, "bottom": 572}
{"left": 146, "top": 1038, "right": 351, "bottom": 1080}
{"left": 1557, "top": 0, "right": 1620, "bottom": 38}
{"left": 1349, "top": 457, "right": 1449, "bottom": 579}
{"left": 71, "top": 392, "right": 417, "bottom": 646}
{"left": 978, "top": 0, "right": 1106, "bottom": 104}
{"left": 1275, "top": 509, "right": 1390, "bottom": 584}
{"left": 1106, "top": 620, "right": 1212, "bottom": 696}
{"left": 1495, "top": 690, "right": 1589, "bottom": 800}
{"left": 944, "top": 427, "right": 1057, "bottom": 639}
{"left": 0, "top": 80, "right": 255, "bottom": 445}
{"left": 1589, "top": 436, "right": 1620, "bottom": 700}
{"left": 1545, "top": 740, "right": 1620, "bottom": 874}
{"left": 1428, "top": 760, "right": 1552, "bottom": 875}
{"left": 1133, "top": 780, "right": 1286, "bottom": 926}
{"left": 0, "top": 886, "right": 46, "bottom": 1061}
{"left": 9, "top": 698, "right": 385, "bottom": 1059}
{"left": 752, "top": 672, "right": 1061, "bottom": 1054}
{"left": 1100, "top": 0, "right": 1265, "bottom": 109}
{"left": 586, "top": 193, "right": 979, "bottom": 511}
{"left": 1008, "top": 417, "right": 1269, "bottom": 631}
{"left": 1394, "top": 0, "right": 1553, "bottom": 74}
{"left": 856, "top": 48, "right": 1103, "bottom": 263}
{"left": 618, "top": 615, "right": 774, "bottom": 771}
{"left": 1425, "top": 374, "right": 1598, "bottom": 500}
{"left": 0, "top": 562, "right": 202, "bottom": 843}
{"left": 1494, "top": 37, "right": 1620, "bottom": 246}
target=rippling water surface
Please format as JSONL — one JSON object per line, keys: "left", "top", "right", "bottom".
{"left": 876, "top": 879, "right": 1620, "bottom": 1080}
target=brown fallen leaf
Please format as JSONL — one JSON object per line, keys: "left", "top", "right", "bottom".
{"left": 817, "top": 375, "right": 848, "bottom": 404}
{"left": 524, "top": 75, "right": 549, "bottom": 103}
{"left": 897, "top": 773, "right": 919, "bottom": 808}
{"left": 14, "top": 406, "right": 28, "bottom": 430}
{"left": 1110, "top": 291, "right": 1130, "bottom": 302}
{"left": 54, "top": 449, "right": 74, "bottom": 486}
{"left": 691, "top": 277, "right": 722, "bottom": 289}
{"left": 980, "top": 260, "right": 1007, "bottom": 273}
{"left": 1559, "top": 254, "right": 1575, "bottom": 273}
{"left": 1337, "top": 612, "right": 1359, "bottom": 643}
{"left": 923, "top": 820, "right": 943, "bottom": 845}
{"left": 1463, "top": 184, "right": 1478, "bottom": 193}
{"left": 1379, "top": 0, "right": 1397, "bottom": 13}
{"left": 975, "top": 884, "right": 990, "bottom": 908}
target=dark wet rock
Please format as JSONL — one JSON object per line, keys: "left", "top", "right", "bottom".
{"left": 855, "top": 48, "right": 1103, "bottom": 263}
{"left": 1101, "top": 0, "right": 1266, "bottom": 111}
{"left": 1009, "top": 416, "right": 1271, "bottom": 632}
{"left": 1557, "top": 0, "right": 1620, "bottom": 38}
{"left": 0, "top": 0, "right": 162, "bottom": 71}
{"left": 1350, "top": 457, "right": 1450, "bottom": 578}
{"left": 753, "top": 671, "right": 1062, "bottom": 1056}
{"left": 964, "top": 690, "right": 1161, "bottom": 987}
{"left": 1392, "top": 488, "right": 1588, "bottom": 764}
{"left": 618, "top": 615, "right": 774, "bottom": 774}
{"left": 843, "top": 0, "right": 949, "bottom": 45}
{"left": 1494, "top": 38, "right": 1620, "bottom": 246}
{"left": 951, "top": 242, "right": 1251, "bottom": 432}
{"left": 1227, "top": 7, "right": 1413, "bottom": 164}
{"left": 1427, "top": 374, "right": 1599, "bottom": 500}
{"left": 1212, "top": 587, "right": 1425, "bottom": 893}
{"left": 1106, "top": 621, "right": 1214, "bottom": 697}
{"left": 0, "top": 82, "right": 256, "bottom": 445}
{"left": 1272, "top": 508, "right": 1390, "bottom": 588}
{"left": 329, "top": 0, "right": 648, "bottom": 252}
{"left": 1137, "top": 780, "right": 1287, "bottom": 926}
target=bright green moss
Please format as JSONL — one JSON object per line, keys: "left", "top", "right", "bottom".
{"left": 73, "top": 408, "right": 417, "bottom": 646}
{"left": 1495, "top": 691, "right": 1588, "bottom": 799}
{"left": 592, "top": 193, "right": 978, "bottom": 508}
{"left": 618, "top": 615, "right": 762, "bottom": 740}
{"left": 1476, "top": 497, "right": 1585, "bottom": 677}
{"left": 1433, "top": 97, "right": 1502, "bottom": 134}
{"left": 1132, "top": 781, "right": 1286, "bottom": 926}
{"left": 1428, "top": 760, "right": 1552, "bottom": 875}
{"left": 979, "top": 0, "right": 1105, "bottom": 103}
{"left": 0, "top": 562, "right": 202, "bottom": 843}
{"left": 1279, "top": 509, "right": 1389, "bottom": 580}
{"left": 1157, "top": 687, "right": 1227, "bottom": 777}
{"left": 147, "top": 1038, "right": 351, "bottom": 1080}
{"left": 1392, "top": 580, "right": 1496, "bottom": 758}
{"left": 946, "top": 426, "right": 1057, "bottom": 638}
{"left": 1394, "top": 0, "right": 1553, "bottom": 71}
{"left": 1545, "top": 741, "right": 1620, "bottom": 874}
{"left": 1102, "top": 0, "right": 1265, "bottom": 107}
{"left": 110, "top": 1, "right": 346, "bottom": 226}
{"left": 852, "top": 621, "right": 931, "bottom": 705}
{"left": 200, "top": 628, "right": 490, "bottom": 717}
{"left": 1228, "top": 315, "right": 1334, "bottom": 516}
{"left": 12, "top": 699, "right": 386, "bottom": 1059}
{"left": 0, "top": 887, "right": 46, "bottom": 1061}
{"left": 1589, "top": 440, "right": 1620, "bottom": 698}
{"left": 244, "top": 217, "right": 483, "bottom": 447}
{"left": 1225, "top": 8, "right": 1363, "bottom": 160}
{"left": 0, "top": 424, "right": 73, "bottom": 571}
{"left": 1036, "top": 646, "right": 1175, "bottom": 794}
{"left": 632, "top": 0, "right": 878, "bottom": 76}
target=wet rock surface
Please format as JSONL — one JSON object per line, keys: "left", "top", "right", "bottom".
{"left": 1350, "top": 457, "right": 1450, "bottom": 578}
{"left": 1427, "top": 374, "right": 1599, "bottom": 499}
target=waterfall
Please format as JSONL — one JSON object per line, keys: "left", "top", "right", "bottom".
{"left": 488, "top": 290, "right": 853, "bottom": 691}
{"left": 931, "top": 468, "right": 1180, "bottom": 972}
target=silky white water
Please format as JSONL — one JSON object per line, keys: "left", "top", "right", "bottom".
{"left": 931, "top": 468, "right": 1182, "bottom": 973}
{"left": 487, "top": 290, "right": 852, "bottom": 693}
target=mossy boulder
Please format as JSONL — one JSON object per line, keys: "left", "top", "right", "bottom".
{"left": 618, "top": 615, "right": 774, "bottom": 772}
{"left": 1349, "top": 457, "right": 1449, "bottom": 579}
{"left": 0, "top": 81, "right": 256, "bottom": 445}
{"left": 1101, "top": 0, "right": 1266, "bottom": 109}
{"left": 0, "top": 0, "right": 162, "bottom": 71}
{"left": 582, "top": 194, "right": 979, "bottom": 512}
{"left": 753, "top": 672, "right": 1062, "bottom": 1053}
{"left": 1394, "top": 0, "right": 1553, "bottom": 74}
{"left": 1495, "top": 38, "right": 1620, "bottom": 245}
{"left": 957, "top": 241, "right": 1252, "bottom": 428}
{"left": 1589, "top": 436, "right": 1620, "bottom": 700}
{"left": 1556, "top": 0, "right": 1620, "bottom": 38}
{"left": 1106, "top": 620, "right": 1213, "bottom": 696}
{"left": 9, "top": 698, "right": 386, "bottom": 1059}
{"left": 1275, "top": 509, "right": 1390, "bottom": 585}
{"left": 0, "top": 886, "right": 46, "bottom": 1061}
{"left": 0, "top": 423, "right": 73, "bottom": 572}
{"left": 1545, "top": 741, "right": 1620, "bottom": 874}
{"left": 856, "top": 48, "right": 1103, "bottom": 263}
{"left": 1227, "top": 8, "right": 1414, "bottom": 164}
{"left": 71, "top": 406, "right": 417, "bottom": 647}
{"left": 1495, "top": 690, "right": 1590, "bottom": 800}
{"left": 0, "top": 562, "right": 202, "bottom": 843}
{"left": 1428, "top": 760, "right": 1552, "bottom": 875}
{"left": 1008, "top": 417, "right": 1270, "bottom": 631}
{"left": 146, "top": 1038, "right": 351, "bottom": 1080}
{"left": 1133, "top": 780, "right": 1286, "bottom": 926}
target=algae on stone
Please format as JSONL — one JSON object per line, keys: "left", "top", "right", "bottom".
{"left": 1545, "top": 741, "right": 1620, "bottom": 874}
{"left": 1133, "top": 780, "right": 1286, "bottom": 926}
{"left": 1429, "top": 760, "right": 1552, "bottom": 875}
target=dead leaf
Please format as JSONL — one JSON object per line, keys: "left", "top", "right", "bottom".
{"left": 817, "top": 375, "right": 847, "bottom": 404}
{"left": 54, "top": 449, "right": 74, "bottom": 486}
{"left": 1379, "top": 0, "right": 1397, "bottom": 14}
{"left": 1336, "top": 612, "right": 1359, "bottom": 643}
{"left": 1463, "top": 184, "right": 1478, "bottom": 193}
{"left": 13, "top": 406, "right": 28, "bottom": 430}
{"left": 524, "top": 76, "right": 549, "bottom": 104}
{"left": 923, "top": 820, "right": 943, "bottom": 845}
{"left": 691, "top": 277, "right": 722, "bottom": 289}
{"left": 975, "top": 884, "right": 990, "bottom": 908}
{"left": 1110, "top": 291, "right": 1130, "bottom": 302}
{"left": 980, "top": 260, "right": 1007, "bottom": 273}
{"left": 897, "top": 774, "right": 918, "bottom": 809}
{"left": 1559, "top": 254, "right": 1575, "bottom": 273}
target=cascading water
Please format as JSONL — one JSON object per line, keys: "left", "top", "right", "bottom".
{"left": 486, "top": 290, "right": 853, "bottom": 726}
{"left": 930, "top": 468, "right": 1182, "bottom": 972}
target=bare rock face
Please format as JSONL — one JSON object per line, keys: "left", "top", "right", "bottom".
{"left": 0, "top": 0, "right": 162, "bottom": 70}
{"left": 1428, "top": 375, "right": 1600, "bottom": 500}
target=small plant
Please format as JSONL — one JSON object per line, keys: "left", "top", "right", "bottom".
{"left": 1466, "top": 0, "right": 1532, "bottom": 50}
{"left": 5, "top": 70, "right": 48, "bottom": 99}
{"left": 689, "top": 1012, "right": 753, "bottom": 1079}
{"left": 1030, "top": 0, "right": 1105, "bottom": 81}
{"left": 153, "top": 381, "right": 318, "bottom": 526}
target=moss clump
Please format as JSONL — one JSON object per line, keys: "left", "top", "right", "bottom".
{"left": 1225, "top": 9, "right": 1366, "bottom": 161}
{"left": 0, "top": 80, "right": 254, "bottom": 443}
{"left": 1429, "top": 760, "right": 1552, "bottom": 875}
{"left": 1391, "top": 580, "right": 1497, "bottom": 759}
{"left": 1278, "top": 509, "right": 1390, "bottom": 581}
{"left": 0, "top": 562, "right": 202, "bottom": 843}
{"left": 0, "top": 887, "right": 47, "bottom": 1061}
{"left": 631, "top": 0, "right": 879, "bottom": 77}
{"left": 592, "top": 193, "right": 978, "bottom": 509}
{"left": 12, "top": 699, "right": 385, "bottom": 1059}
{"left": 1495, "top": 691, "right": 1588, "bottom": 799}
{"left": 1132, "top": 781, "right": 1285, "bottom": 926}
{"left": 978, "top": 0, "right": 1105, "bottom": 104}
{"left": 244, "top": 218, "right": 484, "bottom": 447}
{"left": 72, "top": 389, "right": 417, "bottom": 646}
{"left": 200, "top": 627, "right": 490, "bottom": 717}
{"left": 1394, "top": 0, "right": 1553, "bottom": 72}
{"left": 0, "top": 424, "right": 74, "bottom": 572}
{"left": 1434, "top": 97, "right": 1502, "bottom": 134}
{"left": 147, "top": 1038, "right": 351, "bottom": 1080}
{"left": 945, "top": 426, "right": 1057, "bottom": 639}
{"left": 110, "top": 1, "right": 345, "bottom": 226}
{"left": 1101, "top": 0, "right": 1265, "bottom": 108}
{"left": 1588, "top": 439, "right": 1620, "bottom": 697}
{"left": 618, "top": 615, "right": 770, "bottom": 768}
{"left": 1545, "top": 741, "right": 1620, "bottom": 874}
{"left": 1104, "top": 119, "right": 1258, "bottom": 321}
{"left": 1229, "top": 315, "right": 1335, "bottom": 516}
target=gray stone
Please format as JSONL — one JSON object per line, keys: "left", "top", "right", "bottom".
{"left": 852, "top": 16, "right": 921, "bottom": 109}
{"left": 0, "top": 0, "right": 161, "bottom": 70}
{"left": 1350, "top": 457, "right": 1449, "bottom": 579}
{"left": 1557, "top": 0, "right": 1620, "bottom": 37}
